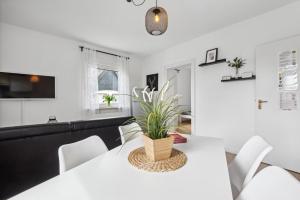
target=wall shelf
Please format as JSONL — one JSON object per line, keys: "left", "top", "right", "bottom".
{"left": 221, "top": 75, "right": 256, "bottom": 82}
{"left": 198, "top": 59, "right": 227, "bottom": 67}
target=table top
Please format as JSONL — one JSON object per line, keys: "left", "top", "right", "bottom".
{"left": 10, "top": 136, "right": 233, "bottom": 200}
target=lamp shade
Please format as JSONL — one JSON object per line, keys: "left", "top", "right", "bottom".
{"left": 145, "top": 6, "right": 168, "bottom": 35}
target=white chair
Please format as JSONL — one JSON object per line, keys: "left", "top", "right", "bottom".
{"left": 236, "top": 166, "right": 300, "bottom": 200}
{"left": 58, "top": 135, "right": 108, "bottom": 174}
{"left": 228, "top": 136, "right": 273, "bottom": 198}
{"left": 118, "top": 122, "right": 143, "bottom": 144}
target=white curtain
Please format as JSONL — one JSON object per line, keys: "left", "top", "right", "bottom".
{"left": 118, "top": 57, "right": 131, "bottom": 116}
{"left": 81, "top": 49, "right": 99, "bottom": 113}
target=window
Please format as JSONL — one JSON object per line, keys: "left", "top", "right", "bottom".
{"left": 97, "top": 69, "right": 119, "bottom": 107}
{"left": 98, "top": 70, "right": 118, "bottom": 91}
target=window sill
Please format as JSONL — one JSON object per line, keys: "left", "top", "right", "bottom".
{"left": 96, "top": 107, "right": 122, "bottom": 114}
{"left": 99, "top": 106, "right": 119, "bottom": 110}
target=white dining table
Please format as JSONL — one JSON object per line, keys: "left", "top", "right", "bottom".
{"left": 10, "top": 136, "right": 233, "bottom": 200}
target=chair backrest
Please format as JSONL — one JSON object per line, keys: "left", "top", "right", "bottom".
{"left": 118, "top": 122, "right": 143, "bottom": 144}
{"left": 229, "top": 136, "right": 273, "bottom": 191}
{"left": 58, "top": 135, "right": 108, "bottom": 174}
{"left": 236, "top": 166, "right": 300, "bottom": 200}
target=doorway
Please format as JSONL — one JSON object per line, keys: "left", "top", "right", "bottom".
{"left": 167, "top": 63, "right": 192, "bottom": 135}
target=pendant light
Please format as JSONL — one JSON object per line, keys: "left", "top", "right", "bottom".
{"left": 126, "top": 0, "right": 168, "bottom": 36}
{"left": 145, "top": 0, "right": 168, "bottom": 35}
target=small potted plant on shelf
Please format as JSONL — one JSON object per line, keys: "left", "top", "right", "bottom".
{"left": 227, "top": 57, "right": 246, "bottom": 78}
{"left": 129, "top": 82, "right": 182, "bottom": 161}
{"left": 103, "top": 94, "right": 116, "bottom": 107}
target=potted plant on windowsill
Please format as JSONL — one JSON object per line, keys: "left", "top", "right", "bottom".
{"left": 103, "top": 94, "right": 116, "bottom": 107}
{"left": 130, "top": 82, "right": 182, "bottom": 161}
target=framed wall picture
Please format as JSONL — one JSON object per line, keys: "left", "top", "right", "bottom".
{"left": 205, "top": 48, "right": 218, "bottom": 63}
{"left": 146, "top": 73, "right": 158, "bottom": 91}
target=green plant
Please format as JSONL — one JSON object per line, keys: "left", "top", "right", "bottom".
{"left": 128, "top": 82, "right": 182, "bottom": 140}
{"left": 103, "top": 94, "right": 116, "bottom": 106}
{"left": 227, "top": 57, "right": 246, "bottom": 76}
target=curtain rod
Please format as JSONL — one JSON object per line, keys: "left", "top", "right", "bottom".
{"left": 79, "top": 46, "right": 130, "bottom": 60}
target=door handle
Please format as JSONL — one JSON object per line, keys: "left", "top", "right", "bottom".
{"left": 258, "top": 99, "right": 268, "bottom": 110}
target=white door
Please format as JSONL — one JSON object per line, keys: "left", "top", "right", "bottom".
{"left": 256, "top": 36, "right": 300, "bottom": 172}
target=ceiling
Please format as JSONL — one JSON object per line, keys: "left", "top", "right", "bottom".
{"left": 0, "top": 0, "right": 298, "bottom": 56}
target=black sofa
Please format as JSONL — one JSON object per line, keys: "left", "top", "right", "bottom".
{"left": 0, "top": 117, "right": 131, "bottom": 199}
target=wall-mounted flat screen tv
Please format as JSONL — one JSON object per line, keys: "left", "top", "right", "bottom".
{"left": 0, "top": 72, "right": 55, "bottom": 98}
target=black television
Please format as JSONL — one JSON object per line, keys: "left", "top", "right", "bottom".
{"left": 0, "top": 72, "right": 55, "bottom": 98}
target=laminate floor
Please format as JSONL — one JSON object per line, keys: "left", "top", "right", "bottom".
{"left": 176, "top": 121, "right": 191, "bottom": 134}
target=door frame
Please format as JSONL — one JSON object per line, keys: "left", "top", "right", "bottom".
{"left": 164, "top": 59, "right": 196, "bottom": 135}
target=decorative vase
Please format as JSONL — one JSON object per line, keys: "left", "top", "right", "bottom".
{"left": 143, "top": 135, "right": 174, "bottom": 162}
{"left": 235, "top": 68, "right": 239, "bottom": 78}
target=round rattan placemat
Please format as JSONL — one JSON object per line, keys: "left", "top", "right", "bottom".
{"left": 128, "top": 147, "right": 187, "bottom": 172}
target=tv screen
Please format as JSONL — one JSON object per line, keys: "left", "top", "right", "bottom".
{"left": 0, "top": 72, "right": 55, "bottom": 98}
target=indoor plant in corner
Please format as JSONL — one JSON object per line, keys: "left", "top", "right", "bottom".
{"left": 131, "top": 82, "right": 181, "bottom": 161}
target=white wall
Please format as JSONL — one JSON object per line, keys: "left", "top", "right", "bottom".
{"left": 0, "top": 23, "right": 142, "bottom": 127}
{"left": 141, "top": 1, "right": 300, "bottom": 154}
